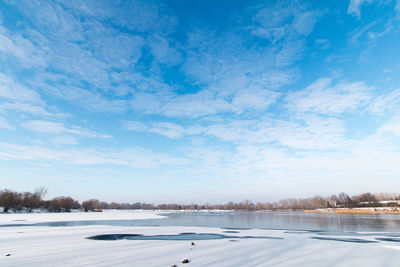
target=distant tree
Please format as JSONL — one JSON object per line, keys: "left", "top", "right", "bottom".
{"left": 82, "top": 199, "right": 100, "bottom": 212}
{"left": 0, "top": 190, "right": 18, "bottom": 212}
{"left": 22, "top": 187, "right": 47, "bottom": 211}
{"left": 48, "top": 198, "right": 62, "bottom": 212}
{"left": 99, "top": 202, "right": 109, "bottom": 209}
{"left": 59, "top": 197, "right": 76, "bottom": 212}
{"left": 337, "top": 192, "right": 352, "bottom": 208}
{"left": 310, "top": 196, "right": 327, "bottom": 209}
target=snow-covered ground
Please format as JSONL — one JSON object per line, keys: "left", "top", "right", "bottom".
{"left": 1, "top": 211, "right": 400, "bottom": 266}
{"left": 0, "top": 210, "right": 165, "bottom": 225}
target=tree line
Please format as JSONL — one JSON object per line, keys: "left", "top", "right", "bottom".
{"left": 1, "top": 188, "right": 400, "bottom": 213}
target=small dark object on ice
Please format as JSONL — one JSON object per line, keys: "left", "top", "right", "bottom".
{"left": 5, "top": 254, "right": 11, "bottom": 257}
{"left": 182, "top": 259, "right": 190, "bottom": 263}
{"left": 191, "top": 242, "right": 195, "bottom": 246}
{"left": 171, "top": 265, "right": 177, "bottom": 267}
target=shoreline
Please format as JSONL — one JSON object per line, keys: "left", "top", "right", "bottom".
{"left": 304, "top": 208, "right": 400, "bottom": 214}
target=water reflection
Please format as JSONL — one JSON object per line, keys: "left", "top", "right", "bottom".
{"left": 161, "top": 212, "right": 400, "bottom": 232}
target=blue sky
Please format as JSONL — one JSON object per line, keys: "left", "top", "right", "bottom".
{"left": 1, "top": 0, "right": 400, "bottom": 203}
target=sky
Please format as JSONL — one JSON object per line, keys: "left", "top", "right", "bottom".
{"left": 0, "top": 0, "right": 400, "bottom": 204}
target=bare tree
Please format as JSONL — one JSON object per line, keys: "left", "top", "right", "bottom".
{"left": 337, "top": 192, "right": 352, "bottom": 208}
{"left": 82, "top": 199, "right": 100, "bottom": 212}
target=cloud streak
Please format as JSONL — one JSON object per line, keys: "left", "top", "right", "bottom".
{"left": 21, "top": 120, "right": 111, "bottom": 138}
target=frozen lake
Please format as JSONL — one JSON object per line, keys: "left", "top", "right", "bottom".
{"left": 3, "top": 211, "right": 400, "bottom": 232}
{"left": 2, "top": 211, "right": 400, "bottom": 266}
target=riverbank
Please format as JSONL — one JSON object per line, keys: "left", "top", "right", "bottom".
{"left": 304, "top": 207, "right": 400, "bottom": 214}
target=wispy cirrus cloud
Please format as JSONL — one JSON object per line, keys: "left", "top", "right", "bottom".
{"left": 285, "top": 78, "right": 373, "bottom": 114}
{"left": 0, "top": 117, "right": 14, "bottom": 130}
{"left": 0, "top": 73, "right": 43, "bottom": 104}
{"left": 0, "top": 73, "right": 67, "bottom": 117}
{"left": 124, "top": 120, "right": 185, "bottom": 139}
{"left": 0, "top": 26, "right": 47, "bottom": 68}
{"left": 348, "top": 0, "right": 374, "bottom": 18}
{"left": 0, "top": 141, "right": 188, "bottom": 168}
{"left": 378, "top": 114, "right": 400, "bottom": 138}
{"left": 21, "top": 120, "right": 111, "bottom": 138}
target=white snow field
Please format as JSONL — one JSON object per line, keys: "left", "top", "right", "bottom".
{"left": 0, "top": 210, "right": 165, "bottom": 225}
{"left": 1, "top": 211, "right": 400, "bottom": 266}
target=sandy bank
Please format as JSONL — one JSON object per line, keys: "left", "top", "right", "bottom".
{"left": 304, "top": 208, "right": 400, "bottom": 214}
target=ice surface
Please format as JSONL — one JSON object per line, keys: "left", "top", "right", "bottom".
{"left": 1, "top": 211, "right": 400, "bottom": 266}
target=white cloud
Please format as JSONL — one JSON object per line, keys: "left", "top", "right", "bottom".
{"left": 369, "top": 88, "right": 400, "bottom": 114}
{"left": 37, "top": 82, "right": 129, "bottom": 113}
{"left": 0, "top": 73, "right": 43, "bottom": 104}
{"left": 286, "top": 78, "right": 373, "bottom": 114}
{"left": 348, "top": 21, "right": 377, "bottom": 45}
{"left": 293, "top": 11, "right": 321, "bottom": 36}
{"left": 51, "top": 135, "right": 78, "bottom": 146}
{"left": 148, "top": 34, "right": 182, "bottom": 66}
{"left": 148, "top": 122, "right": 185, "bottom": 139}
{"left": 315, "top": 39, "right": 330, "bottom": 50}
{"left": 162, "top": 91, "right": 233, "bottom": 118}
{"left": 0, "top": 26, "right": 47, "bottom": 67}
{"left": 378, "top": 115, "right": 400, "bottom": 138}
{"left": 87, "top": 25, "right": 145, "bottom": 69}
{"left": 130, "top": 92, "right": 166, "bottom": 115}
{"left": 200, "top": 115, "right": 348, "bottom": 151}
{"left": 0, "top": 117, "right": 14, "bottom": 130}
{"left": 124, "top": 120, "right": 185, "bottom": 139}
{"left": 0, "top": 102, "right": 64, "bottom": 117}
{"left": 275, "top": 39, "right": 305, "bottom": 67}
{"left": 110, "top": 0, "right": 177, "bottom": 34}
{"left": 252, "top": 3, "right": 320, "bottom": 41}
{"left": 0, "top": 141, "right": 188, "bottom": 168}
{"left": 232, "top": 88, "right": 279, "bottom": 113}
{"left": 124, "top": 114, "right": 348, "bottom": 151}
{"left": 123, "top": 121, "right": 148, "bottom": 131}
{"left": 21, "top": 120, "right": 110, "bottom": 138}
{"left": 0, "top": 73, "right": 69, "bottom": 118}
{"left": 348, "top": 0, "right": 374, "bottom": 18}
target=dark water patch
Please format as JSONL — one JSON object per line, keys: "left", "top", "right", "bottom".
{"left": 310, "top": 237, "right": 378, "bottom": 243}
{"left": 0, "top": 224, "right": 30, "bottom": 227}
{"left": 375, "top": 237, "right": 400, "bottom": 242}
{"left": 87, "top": 232, "right": 284, "bottom": 241}
{"left": 229, "top": 240, "right": 240, "bottom": 242}
{"left": 223, "top": 230, "right": 240, "bottom": 233}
